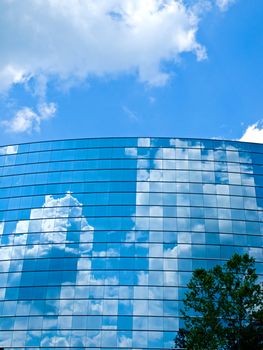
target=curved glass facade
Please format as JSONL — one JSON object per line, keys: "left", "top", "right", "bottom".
{"left": 0, "top": 137, "right": 262, "bottom": 349}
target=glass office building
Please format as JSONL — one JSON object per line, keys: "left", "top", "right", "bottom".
{"left": 0, "top": 137, "right": 262, "bottom": 349}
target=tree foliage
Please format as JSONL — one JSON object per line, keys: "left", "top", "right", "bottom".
{"left": 174, "top": 253, "right": 263, "bottom": 350}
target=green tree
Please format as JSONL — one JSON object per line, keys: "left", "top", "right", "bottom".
{"left": 174, "top": 253, "right": 263, "bottom": 350}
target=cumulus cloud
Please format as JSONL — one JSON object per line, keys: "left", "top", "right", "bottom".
{"left": 0, "top": 0, "right": 207, "bottom": 92}
{"left": 0, "top": 0, "right": 238, "bottom": 133}
{"left": 1, "top": 102, "right": 56, "bottom": 133}
{"left": 239, "top": 121, "right": 263, "bottom": 144}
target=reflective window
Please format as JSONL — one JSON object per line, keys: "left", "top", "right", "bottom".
{"left": 0, "top": 137, "right": 262, "bottom": 349}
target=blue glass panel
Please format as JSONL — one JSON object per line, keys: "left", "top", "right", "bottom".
{"left": 0, "top": 137, "right": 262, "bottom": 348}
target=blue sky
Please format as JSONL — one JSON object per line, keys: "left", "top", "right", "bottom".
{"left": 0, "top": 0, "right": 262, "bottom": 145}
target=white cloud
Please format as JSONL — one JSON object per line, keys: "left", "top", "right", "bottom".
{"left": 125, "top": 147, "right": 138, "bottom": 157}
{"left": 0, "top": 65, "right": 29, "bottom": 92}
{"left": 0, "top": 0, "right": 207, "bottom": 92}
{"left": 1, "top": 102, "right": 56, "bottom": 133}
{"left": 118, "top": 335, "right": 132, "bottom": 347}
{"left": 216, "top": 0, "right": 236, "bottom": 11}
{"left": 0, "top": 145, "right": 18, "bottom": 155}
{"left": 7, "top": 192, "right": 94, "bottom": 257}
{"left": 0, "top": 0, "right": 238, "bottom": 133}
{"left": 239, "top": 121, "right": 263, "bottom": 144}
{"left": 0, "top": 222, "right": 4, "bottom": 236}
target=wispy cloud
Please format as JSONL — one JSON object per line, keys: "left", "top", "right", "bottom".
{"left": 239, "top": 120, "right": 263, "bottom": 144}
{"left": 122, "top": 105, "right": 139, "bottom": 122}
{"left": 215, "top": 0, "right": 237, "bottom": 11}
{"left": 2, "top": 103, "right": 56, "bottom": 134}
{"left": 149, "top": 96, "right": 156, "bottom": 104}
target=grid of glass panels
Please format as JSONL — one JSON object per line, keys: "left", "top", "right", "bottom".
{"left": 0, "top": 137, "right": 262, "bottom": 349}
